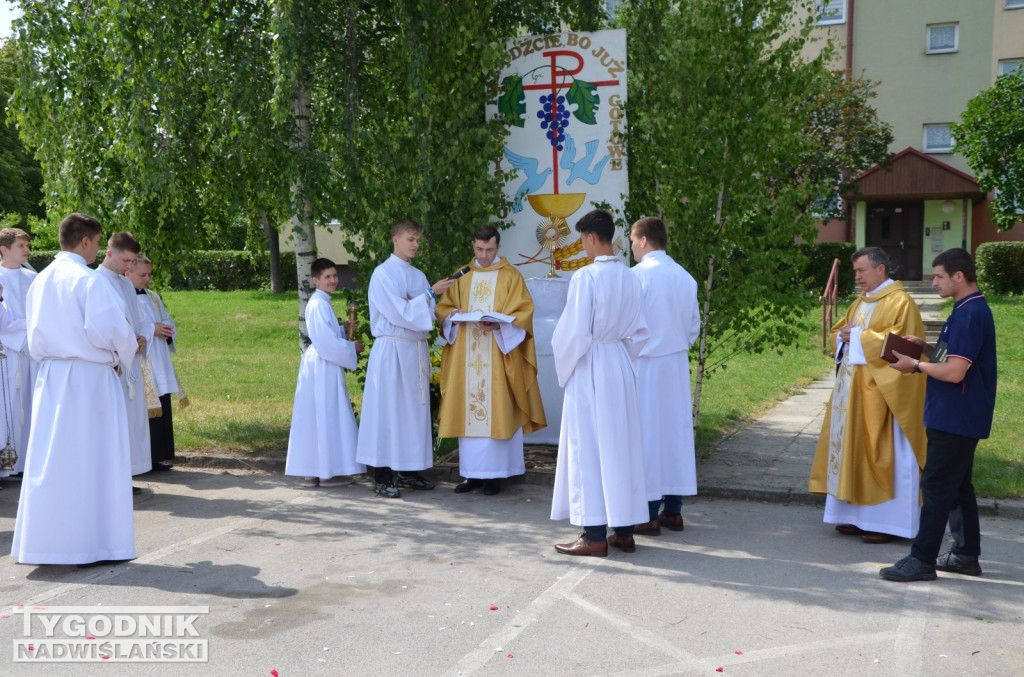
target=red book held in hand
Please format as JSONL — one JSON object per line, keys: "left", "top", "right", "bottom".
{"left": 880, "top": 332, "right": 923, "bottom": 363}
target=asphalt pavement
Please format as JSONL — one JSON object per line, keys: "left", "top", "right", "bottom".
{"left": 1, "top": 362, "right": 1023, "bottom": 676}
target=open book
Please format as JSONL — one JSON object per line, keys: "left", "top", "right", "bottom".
{"left": 880, "top": 332, "right": 923, "bottom": 363}
{"left": 449, "top": 311, "right": 515, "bottom": 324}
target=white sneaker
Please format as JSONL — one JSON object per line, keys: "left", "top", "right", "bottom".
{"left": 319, "top": 476, "right": 356, "bottom": 488}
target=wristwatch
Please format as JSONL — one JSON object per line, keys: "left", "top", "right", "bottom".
{"left": 913, "top": 360, "right": 921, "bottom": 373}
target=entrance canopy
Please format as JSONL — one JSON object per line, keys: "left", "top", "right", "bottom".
{"left": 852, "top": 147, "right": 985, "bottom": 202}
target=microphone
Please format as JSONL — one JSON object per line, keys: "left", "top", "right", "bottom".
{"left": 448, "top": 266, "right": 471, "bottom": 280}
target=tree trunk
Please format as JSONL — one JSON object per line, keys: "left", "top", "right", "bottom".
{"left": 290, "top": 81, "right": 316, "bottom": 351}
{"left": 261, "top": 211, "right": 282, "bottom": 294}
{"left": 691, "top": 170, "right": 728, "bottom": 430}
{"left": 691, "top": 252, "right": 714, "bottom": 431}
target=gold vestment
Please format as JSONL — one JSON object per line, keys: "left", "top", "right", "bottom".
{"left": 808, "top": 282, "right": 927, "bottom": 505}
{"left": 436, "top": 259, "right": 546, "bottom": 439}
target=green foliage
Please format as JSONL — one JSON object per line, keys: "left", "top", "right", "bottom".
{"left": 1, "top": 211, "right": 56, "bottom": 250}
{"left": 29, "top": 249, "right": 300, "bottom": 291}
{"left": 0, "top": 39, "right": 43, "bottom": 220}
{"left": 166, "top": 251, "right": 297, "bottom": 292}
{"left": 805, "top": 71, "right": 894, "bottom": 219}
{"left": 975, "top": 242, "right": 1024, "bottom": 294}
{"left": 333, "top": 2, "right": 524, "bottom": 294}
{"left": 797, "top": 242, "right": 857, "bottom": 295}
{"left": 952, "top": 69, "right": 1024, "bottom": 231}
{"left": 615, "top": 0, "right": 891, "bottom": 420}
{"left": 619, "top": 1, "right": 826, "bottom": 367}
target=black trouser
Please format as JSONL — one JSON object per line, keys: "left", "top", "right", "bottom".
{"left": 149, "top": 394, "right": 175, "bottom": 464}
{"left": 374, "top": 466, "right": 393, "bottom": 483}
{"left": 910, "top": 428, "right": 980, "bottom": 565}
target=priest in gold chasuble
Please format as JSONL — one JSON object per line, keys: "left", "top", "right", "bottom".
{"left": 437, "top": 226, "right": 546, "bottom": 495}
{"left": 809, "top": 248, "right": 927, "bottom": 542}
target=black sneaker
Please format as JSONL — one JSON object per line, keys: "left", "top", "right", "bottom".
{"left": 395, "top": 472, "right": 435, "bottom": 490}
{"left": 453, "top": 478, "right": 483, "bottom": 494}
{"left": 880, "top": 555, "right": 937, "bottom": 582}
{"left": 374, "top": 480, "right": 401, "bottom": 498}
{"left": 935, "top": 550, "right": 982, "bottom": 576}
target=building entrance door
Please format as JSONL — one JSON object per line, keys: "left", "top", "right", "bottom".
{"left": 865, "top": 203, "right": 923, "bottom": 280}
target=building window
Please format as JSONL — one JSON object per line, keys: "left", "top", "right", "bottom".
{"left": 816, "top": 0, "right": 846, "bottom": 25}
{"left": 926, "top": 23, "right": 959, "bottom": 54}
{"left": 923, "top": 124, "right": 953, "bottom": 153}
{"left": 998, "top": 59, "right": 1023, "bottom": 76}
{"left": 1005, "top": 0, "right": 1024, "bottom": 10}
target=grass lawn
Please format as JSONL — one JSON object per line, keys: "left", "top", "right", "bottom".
{"left": 690, "top": 311, "right": 833, "bottom": 454}
{"left": 166, "top": 290, "right": 1021, "bottom": 498}
{"left": 948, "top": 296, "right": 1023, "bottom": 500}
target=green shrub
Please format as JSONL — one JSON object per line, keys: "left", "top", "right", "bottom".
{"left": 27, "top": 249, "right": 300, "bottom": 291}
{"left": 797, "top": 242, "right": 856, "bottom": 295}
{"left": 29, "top": 250, "right": 59, "bottom": 271}
{"left": 976, "top": 242, "right": 1024, "bottom": 295}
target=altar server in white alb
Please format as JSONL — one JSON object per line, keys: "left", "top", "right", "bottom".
{"left": 286, "top": 257, "right": 365, "bottom": 488}
{"left": 0, "top": 227, "right": 38, "bottom": 475}
{"left": 127, "top": 255, "right": 181, "bottom": 471}
{"left": 97, "top": 232, "right": 154, "bottom": 480}
{"left": 551, "top": 209, "right": 650, "bottom": 557}
{"left": 356, "top": 219, "right": 454, "bottom": 498}
{"left": 629, "top": 217, "right": 701, "bottom": 536}
{"left": 11, "top": 213, "right": 139, "bottom": 566}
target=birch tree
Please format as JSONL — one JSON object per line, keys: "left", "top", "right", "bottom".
{"left": 619, "top": 0, "right": 889, "bottom": 426}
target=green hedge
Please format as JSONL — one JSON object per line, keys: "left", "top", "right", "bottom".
{"left": 976, "top": 242, "right": 1024, "bottom": 295}
{"left": 167, "top": 251, "right": 298, "bottom": 291}
{"left": 27, "top": 250, "right": 299, "bottom": 291}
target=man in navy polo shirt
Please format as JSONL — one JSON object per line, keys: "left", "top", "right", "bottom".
{"left": 880, "top": 248, "right": 997, "bottom": 582}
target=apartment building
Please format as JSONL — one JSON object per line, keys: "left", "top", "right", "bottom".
{"left": 810, "top": 0, "right": 1024, "bottom": 279}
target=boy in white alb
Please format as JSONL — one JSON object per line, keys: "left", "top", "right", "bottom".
{"left": 11, "top": 213, "right": 138, "bottom": 566}
{"left": 355, "top": 219, "right": 454, "bottom": 498}
{"left": 96, "top": 232, "right": 154, "bottom": 482}
{"left": 0, "top": 228, "right": 38, "bottom": 475}
{"left": 286, "top": 258, "right": 365, "bottom": 487}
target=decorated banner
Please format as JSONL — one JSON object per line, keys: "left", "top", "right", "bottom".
{"left": 487, "top": 29, "right": 628, "bottom": 278}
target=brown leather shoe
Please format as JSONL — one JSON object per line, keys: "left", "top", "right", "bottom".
{"left": 835, "top": 524, "right": 864, "bottom": 535}
{"left": 554, "top": 534, "right": 608, "bottom": 557}
{"left": 607, "top": 534, "right": 636, "bottom": 553}
{"left": 861, "top": 532, "right": 896, "bottom": 544}
{"left": 634, "top": 519, "right": 661, "bottom": 536}
{"left": 659, "top": 512, "right": 684, "bottom": 532}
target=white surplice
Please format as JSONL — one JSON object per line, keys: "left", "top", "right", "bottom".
{"left": 286, "top": 290, "right": 365, "bottom": 478}
{"left": 11, "top": 252, "right": 138, "bottom": 564}
{"left": 136, "top": 289, "right": 177, "bottom": 396}
{"left": 97, "top": 265, "right": 153, "bottom": 475}
{"left": 633, "top": 250, "right": 701, "bottom": 499}
{"left": 0, "top": 265, "right": 38, "bottom": 473}
{"left": 355, "top": 255, "right": 436, "bottom": 472}
{"left": 550, "top": 256, "right": 650, "bottom": 528}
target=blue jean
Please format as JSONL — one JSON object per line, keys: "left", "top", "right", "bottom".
{"left": 910, "top": 428, "right": 981, "bottom": 565}
{"left": 648, "top": 496, "right": 684, "bottom": 521}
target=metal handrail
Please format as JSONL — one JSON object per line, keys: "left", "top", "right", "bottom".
{"left": 820, "top": 258, "right": 840, "bottom": 354}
